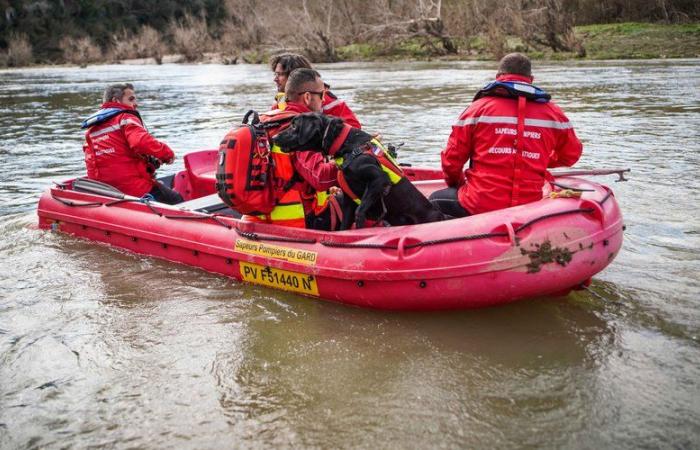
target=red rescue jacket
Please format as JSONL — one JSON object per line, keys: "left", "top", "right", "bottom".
{"left": 441, "top": 74, "right": 582, "bottom": 215}
{"left": 83, "top": 102, "right": 174, "bottom": 197}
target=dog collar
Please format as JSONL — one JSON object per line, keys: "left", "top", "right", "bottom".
{"left": 327, "top": 123, "right": 352, "bottom": 157}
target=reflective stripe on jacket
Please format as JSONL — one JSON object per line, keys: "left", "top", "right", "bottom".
{"left": 441, "top": 74, "right": 582, "bottom": 215}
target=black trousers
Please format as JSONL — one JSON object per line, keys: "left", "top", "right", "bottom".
{"left": 428, "top": 187, "right": 470, "bottom": 218}
{"left": 149, "top": 181, "right": 184, "bottom": 205}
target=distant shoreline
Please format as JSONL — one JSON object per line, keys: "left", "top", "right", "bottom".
{"left": 2, "top": 22, "right": 698, "bottom": 69}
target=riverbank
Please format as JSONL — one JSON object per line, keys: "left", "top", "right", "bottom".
{"left": 1, "top": 22, "right": 698, "bottom": 68}
{"left": 97, "top": 22, "right": 700, "bottom": 64}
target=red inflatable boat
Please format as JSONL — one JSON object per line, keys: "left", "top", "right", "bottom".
{"left": 37, "top": 150, "right": 624, "bottom": 310}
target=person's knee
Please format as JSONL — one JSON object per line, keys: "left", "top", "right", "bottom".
{"left": 429, "top": 188, "right": 469, "bottom": 218}
{"left": 149, "top": 182, "right": 183, "bottom": 205}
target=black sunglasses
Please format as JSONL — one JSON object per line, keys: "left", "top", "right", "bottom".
{"left": 300, "top": 90, "right": 325, "bottom": 100}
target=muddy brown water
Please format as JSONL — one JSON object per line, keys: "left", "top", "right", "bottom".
{"left": 1, "top": 60, "right": 699, "bottom": 449}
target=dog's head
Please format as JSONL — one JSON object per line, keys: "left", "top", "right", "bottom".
{"left": 272, "top": 113, "right": 345, "bottom": 155}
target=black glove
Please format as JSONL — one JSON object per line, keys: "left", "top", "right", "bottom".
{"left": 144, "top": 155, "right": 162, "bottom": 175}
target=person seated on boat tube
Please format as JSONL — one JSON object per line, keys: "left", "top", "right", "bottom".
{"left": 429, "top": 53, "right": 583, "bottom": 217}
{"left": 81, "top": 83, "right": 183, "bottom": 204}
{"left": 247, "top": 68, "right": 342, "bottom": 229}
{"left": 269, "top": 53, "right": 361, "bottom": 128}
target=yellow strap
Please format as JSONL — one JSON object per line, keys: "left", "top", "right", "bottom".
{"left": 315, "top": 190, "right": 329, "bottom": 207}
{"left": 262, "top": 202, "right": 305, "bottom": 221}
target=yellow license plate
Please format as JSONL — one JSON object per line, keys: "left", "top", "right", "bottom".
{"left": 239, "top": 262, "right": 319, "bottom": 296}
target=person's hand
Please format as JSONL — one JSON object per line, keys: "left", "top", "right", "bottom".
{"left": 144, "top": 155, "right": 161, "bottom": 175}
{"left": 329, "top": 186, "right": 342, "bottom": 196}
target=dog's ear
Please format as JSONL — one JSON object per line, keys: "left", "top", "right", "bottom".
{"left": 291, "top": 113, "right": 323, "bottom": 151}
{"left": 295, "top": 113, "right": 324, "bottom": 149}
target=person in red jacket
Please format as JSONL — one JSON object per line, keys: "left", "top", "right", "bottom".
{"left": 269, "top": 53, "right": 361, "bottom": 128}
{"left": 430, "top": 53, "right": 583, "bottom": 217}
{"left": 82, "top": 83, "right": 183, "bottom": 204}
{"left": 254, "top": 68, "right": 341, "bottom": 229}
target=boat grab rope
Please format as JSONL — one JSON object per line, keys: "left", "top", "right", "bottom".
{"left": 234, "top": 228, "right": 317, "bottom": 244}
{"left": 551, "top": 182, "right": 595, "bottom": 192}
{"left": 49, "top": 191, "right": 323, "bottom": 244}
{"left": 319, "top": 190, "right": 613, "bottom": 250}
{"left": 161, "top": 212, "right": 233, "bottom": 230}
{"left": 320, "top": 241, "right": 401, "bottom": 249}
{"left": 50, "top": 191, "right": 234, "bottom": 228}
{"left": 403, "top": 207, "right": 595, "bottom": 250}
{"left": 50, "top": 195, "right": 104, "bottom": 208}
{"left": 49, "top": 190, "right": 612, "bottom": 249}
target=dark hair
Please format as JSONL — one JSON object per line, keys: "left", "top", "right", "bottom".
{"left": 103, "top": 83, "right": 134, "bottom": 103}
{"left": 269, "top": 53, "right": 312, "bottom": 74}
{"left": 285, "top": 68, "right": 322, "bottom": 101}
{"left": 497, "top": 53, "right": 532, "bottom": 77}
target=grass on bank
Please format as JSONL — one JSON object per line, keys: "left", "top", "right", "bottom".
{"left": 575, "top": 22, "right": 700, "bottom": 59}
{"left": 336, "top": 22, "right": 700, "bottom": 61}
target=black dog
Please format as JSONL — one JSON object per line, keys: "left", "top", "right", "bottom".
{"left": 272, "top": 113, "right": 447, "bottom": 230}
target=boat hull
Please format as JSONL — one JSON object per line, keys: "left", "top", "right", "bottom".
{"left": 37, "top": 156, "right": 623, "bottom": 310}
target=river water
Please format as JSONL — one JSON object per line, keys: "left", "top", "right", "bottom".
{"left": 1, "top": 60, "right": 698, "bottom": 449}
